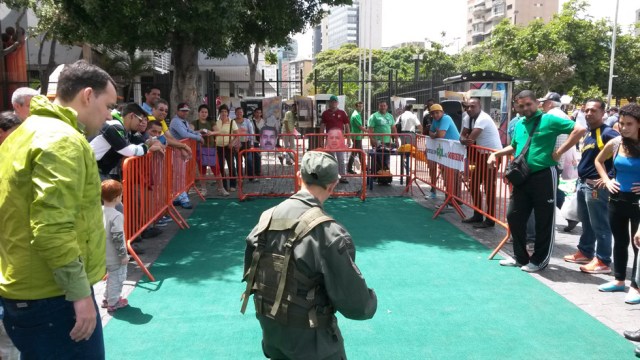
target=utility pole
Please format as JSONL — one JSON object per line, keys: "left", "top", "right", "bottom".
{"left": 606, "top": 0, "right": 619, "bottom": 107}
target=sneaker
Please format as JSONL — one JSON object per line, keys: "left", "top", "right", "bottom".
{"left": 499, "top": 258, "right": 523, "bottom": 267}
{"left": 563, "top": 220, "right": 579, "bottom": 232}
{"left": 626, "top": 291, "right": 640, "bottom": 305}
{"left": 339, "top": 178, "right": 349, "bottom": 184}
{"left": 107, "top": 298, "right": 129, "bottom": 313}
{"left": 286, "top": 159, "right": 294, "bottom": 166}
{"left": 101, "top": 299, "right": 108, "bottom": 308}
{"left": 598, "top": 281, "right": 625, "bottom": 292}
{"left": 180, "top": 202, "right": 193, "bottom": 210}
{"left": 563, "top": 250, "right": 592, "bottom": 264}
{"left": 218, "top": 188, "right": 230, "bottom": 196}
{"left": 579, "top": 258, "right": 611, "bottom": 274}
{"left": 141, "top": 227, "right": 162, "bottom": 239}
{"left": 157, "top": 216, "right": 172, "bottom": 225}
{"left": 154, "top": 221, "right": 168, "bottom": 227}
{"left": 278, "top": 155, "right": 284, "bottom": 165}
{"left": 521, "top": 263, "right": 542, "bottom": 272}
{"left": 229, "top": 187, "right": 236, "bottom": 192}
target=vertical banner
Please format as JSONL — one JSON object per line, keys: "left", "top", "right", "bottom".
{"left": 425, "top": 138, "right": 467, "bottom": 171}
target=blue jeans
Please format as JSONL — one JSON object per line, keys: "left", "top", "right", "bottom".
{"left": 576, "top": 180, "right": 612, "bottom": 265}
{"left": 1, "top": 291, "right": 104, "bottom": 359}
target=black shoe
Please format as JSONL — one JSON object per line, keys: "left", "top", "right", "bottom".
{"left": 462, "top": 216, "right": 483, "bottom": 224}
{"left": 172, "top": 200, "right": 181, "bottom": 206}
{"left": 624, "top": 329, "right": 640, "bottom": 342}
{"left": 131, "top": 243, "right": 145, "bottom": 255}
{"left": 347, "top": 170, "right": 356, "bottom": 174}
{"left": 473, "top": 220, "right": 495, "bottom": 229}
{"left": 339, "top": 178, "right": 349, "bottom": 184}
{"left": 141, "top": 227, "right": 162, "bottom": 239}
{"left": 563, "top": 220, "right": 579, "bottom": 232}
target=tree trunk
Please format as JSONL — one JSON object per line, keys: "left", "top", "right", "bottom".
{"left": 40, "top": 39, "right": 57, "bottom": 96}
{"left": 170, "top": 42, "right": 199, "bottom": 118}
{"left": 246, "top": 44, "right": 259, "bottom": 97}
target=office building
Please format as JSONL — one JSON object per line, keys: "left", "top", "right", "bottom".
{"left": 466, "top": 0, "right": 559, "bottom": 46}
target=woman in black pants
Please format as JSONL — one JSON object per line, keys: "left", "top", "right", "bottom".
{"left": 595, "top": 103, "right": 640, "bottom": 304}
{"left": 215, "top": 105, "right": 238, "bottom": 192}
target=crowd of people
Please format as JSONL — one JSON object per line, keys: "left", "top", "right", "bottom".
{"left": 1, "top": 57, "right": 640, "bottom": 358}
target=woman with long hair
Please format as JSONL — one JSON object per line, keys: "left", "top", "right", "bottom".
{"left": 215, "top": 104, "right": 238, "bottom": 193}
{"left": 595, "top": 103, "right": 640, "bottom": 304}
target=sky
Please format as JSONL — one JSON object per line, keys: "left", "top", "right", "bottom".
{"left": 293, "top": 0, "right": 639, "bottom": 59}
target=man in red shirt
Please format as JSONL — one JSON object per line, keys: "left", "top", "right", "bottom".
{"left": 320, "top": 95, "right": 350, "bottom": 183}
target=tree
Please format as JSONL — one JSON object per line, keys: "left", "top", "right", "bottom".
{"left": 100, "top": 50, "right": 153, "bottom": 102}
{"left": 230, "top": 0, "right": 350, "bottom": 97}
{"left": 522, "top": 51, "right": 575, "bottom": 94}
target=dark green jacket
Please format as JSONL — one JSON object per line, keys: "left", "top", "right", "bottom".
{"left": 244, "top": 190, "right": 377, "bottom": 359}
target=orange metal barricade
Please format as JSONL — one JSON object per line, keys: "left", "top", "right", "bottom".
{"left": 237, "top": 148, "right": 299, "bottom": 201}
{"left": 302, "top": 132, "right": 413, "bottom": 196}
{"left": 414, "top": 134, "right": 513, "bottom": 258}
{"left": 122, "top": 151, "right": 170, "bottom": 281}
{"left": 170, "top": 139, "right": 204, "bottom": 227}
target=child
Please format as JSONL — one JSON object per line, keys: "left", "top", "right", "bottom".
{"left": 101, "top": 179, "right": 130, "bottom": 312}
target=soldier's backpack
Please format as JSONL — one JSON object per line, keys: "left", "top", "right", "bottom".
{"left": 241, "top": 206, "right": 335, "bottom": 328}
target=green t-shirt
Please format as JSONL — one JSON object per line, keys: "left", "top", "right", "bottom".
{"left": 367, "top": 111, "right": 394, "bottom": 143}
{"left": 350, "top": 110, "right": 363, "bottom": 140}
{"left": 511, "top": 110, "right": 575, "bottom": 173}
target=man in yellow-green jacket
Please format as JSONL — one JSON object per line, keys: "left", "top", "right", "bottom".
{"left": 0, "top": 60, "right": 117, "bottom": 359}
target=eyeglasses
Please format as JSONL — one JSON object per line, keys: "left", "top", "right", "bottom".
{"left": 133, "top": 113, "right": 144, "bottom": 122}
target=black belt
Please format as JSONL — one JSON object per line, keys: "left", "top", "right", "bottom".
{"left": 610, "top": 191, "right": 640, "bottom": 204}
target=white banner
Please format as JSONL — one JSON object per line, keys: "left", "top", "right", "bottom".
{"left": 425, "top": 138, "right": 467, "bottom": 171}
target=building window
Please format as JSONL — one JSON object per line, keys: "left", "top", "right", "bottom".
{"left": 507, "top": 4, "right": 512, "bottom": 10}
{"left": 534, "top": 3, "right": 543, "bottom": 7}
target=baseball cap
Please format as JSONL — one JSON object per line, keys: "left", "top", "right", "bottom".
{"left": 329, "top": 95, "right": 339, "bottom": 102}
{"left": 177, "top": 102, "right": 190, "bottom": 111}
{"left": 537, "top": 92, "right": 561, "bottom": 103}
{"left": 300, "top": 151, "right": 340, "bottom": 187}
{"left": 429, "top": 104, "right": 443, "bottom": 112}
{"left": 121, "top": 103, "right": 147, "bottom": 118}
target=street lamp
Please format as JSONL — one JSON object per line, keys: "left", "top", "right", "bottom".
{"left": 413, "top": 54, "right": 423, "bottom": 83}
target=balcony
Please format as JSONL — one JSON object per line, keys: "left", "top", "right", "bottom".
{"left": 472, "top": 24, "right": 485, "bottom": 36}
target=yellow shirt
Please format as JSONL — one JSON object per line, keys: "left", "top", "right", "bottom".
{"left": 215, "top": 119, "right": 238, "bottom": 146}
{"left": 148, "top": 115, "right": 169, "bottom": 133}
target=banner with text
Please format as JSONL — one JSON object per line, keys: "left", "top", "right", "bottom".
{"left": 426, "top": 138, "right": 466, "bottom": 171}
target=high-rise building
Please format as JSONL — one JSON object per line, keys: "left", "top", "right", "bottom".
{"left": 635, "top": 8, "right": 640, "bottom": 36}
{"left": 312, "top": 0, "right": 381, "bottom": 56}
{"left": 466, "top": 0, "right": 559, "bottom": 47}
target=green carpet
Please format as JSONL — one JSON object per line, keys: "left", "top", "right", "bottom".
{"left": 104, "top": 198, "right": 633, "bottom": 359}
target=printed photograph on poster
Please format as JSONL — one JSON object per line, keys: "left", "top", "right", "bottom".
{"left": 259, "top": 126, "right": 278, "bottom": 150}
{"left": 325, "top": 128, "right": 347, "bottom": 150}
{"left": 262, "top": 96, "right": 282, "bottom": 131}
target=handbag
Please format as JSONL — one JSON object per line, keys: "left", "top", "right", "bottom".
{"left": 201, "top": 147, "right": 217, "bottom": 167}
{"left": 504, "top": 118, "right": 540, "bottom": 186}
{"left": 560, "top": 193, "right": 579, "bottom": 221}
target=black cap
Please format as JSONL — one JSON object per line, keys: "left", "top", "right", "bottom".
{"left": 121, "top": 103, "right": 147, "bottom": 117}
{"left": 537, "top": 92, "right": 562, "bottom": 103}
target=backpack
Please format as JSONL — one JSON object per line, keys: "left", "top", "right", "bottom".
{"left": 241, "top": 206, "right": 335, "bottom": 328}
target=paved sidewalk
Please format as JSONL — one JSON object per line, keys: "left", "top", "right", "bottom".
{"left": 96, "top": 177, "right": 639, "bottom": 349}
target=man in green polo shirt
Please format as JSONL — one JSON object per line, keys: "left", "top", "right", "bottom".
{"left": 488, "top": 90, "right": 586, "bottom": 272}
{"left": 367, "top": 101, "right": 397, "bottom": 147}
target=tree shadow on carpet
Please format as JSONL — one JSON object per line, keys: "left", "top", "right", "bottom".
{"left": 145, "top": 198, "right": 489, "bottom": 284}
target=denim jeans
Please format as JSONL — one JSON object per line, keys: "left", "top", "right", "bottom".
{"left": 576, "top": 180, "right": 612, "bottom": 264}
{"left": 1, "top": 290, "right": 104, "bottom": 360}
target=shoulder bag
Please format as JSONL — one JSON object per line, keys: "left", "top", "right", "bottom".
{"left": 504, "top": 119, "right": 540, "bottom": 186}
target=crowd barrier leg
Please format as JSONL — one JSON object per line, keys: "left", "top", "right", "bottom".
{"left": 433, "top": 168, "right": 465, "bottom": 219}
{"left": 489, "top": 229, "right": 513, "bottom": 260}
{"left": 126, "top": 240, "right": 155, "bottom": 281}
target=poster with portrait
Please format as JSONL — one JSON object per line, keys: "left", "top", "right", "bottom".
{"left": 294, "top": 95, "right": 313, "bottom": 128}
{"left": 262, "top": 96, "right": 282, "bottom": 131}
{"left": 216, "top": 96, "right": 242, "bottom": 118}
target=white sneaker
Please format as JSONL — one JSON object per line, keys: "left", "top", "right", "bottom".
{"left": 218, "top": 188, "right": 229, "bottom": 197}
{"left": 229, "top": 187, "right": 236, "bottom": 192}
{"left": 499, "top": 258, "right": 522, "bottom": 267}
{"left": 521, "top": 263, "right": 542, "bottom": 272}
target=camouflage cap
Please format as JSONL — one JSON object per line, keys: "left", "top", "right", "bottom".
{"left": 300, "top": 151, "right": 340, "bottom": 187}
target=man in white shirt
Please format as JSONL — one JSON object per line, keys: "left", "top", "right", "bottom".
{"left": 395, "top": 104, "right": 422, "bottom": 145}
{"left": 460, "top": 97, "right": 503, "bottom": 228}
